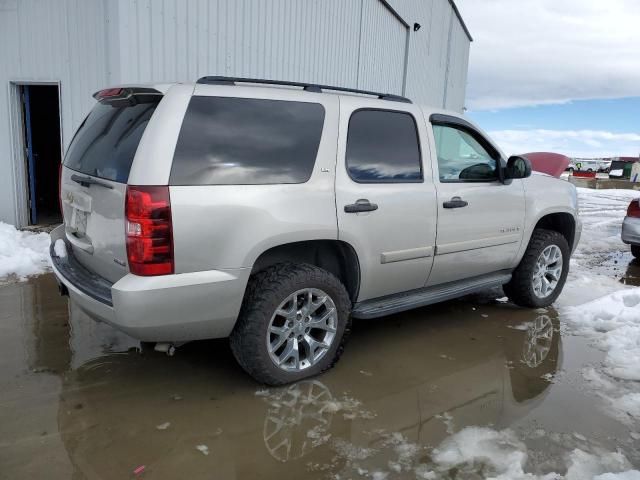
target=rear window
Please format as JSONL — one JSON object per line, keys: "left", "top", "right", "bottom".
{"left": 170, "top": 96, "right": 325, "bottom": 185}
{"left": 64, "top": 94, "right": 161, "bottom": 183}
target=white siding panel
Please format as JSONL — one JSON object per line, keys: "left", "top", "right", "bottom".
{"left": 357, "top": 0, "right": 407, "bottom": 94}
{"left": 387, "top": 0, "right": 470, "bottom": 109}
{"left": 444, "top": 14, "right": 470, "bottom": 111}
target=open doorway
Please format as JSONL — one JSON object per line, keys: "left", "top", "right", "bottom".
{"left": 19, "top": 84, "right": 63, "bottom": 226}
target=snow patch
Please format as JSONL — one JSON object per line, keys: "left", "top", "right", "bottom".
{"left": 0, "top": 223, "right": 51, "bottom": 281}
{"left": 431, "top": 427, "right": 546, "bottom": 480}
{"left": 53, "top": 238, "right": 67, "bottom": 258}
{"left": 565, "top": 448, "right": 632, "bottom": 480}
{"left": 430, "top": 427, "right": 636, "bottom": 480}
{"left": 195, "top": 444, "right": 209, "bottom": 455}
{"left": 611, "top": 393, "right": 640, "bottom": 420}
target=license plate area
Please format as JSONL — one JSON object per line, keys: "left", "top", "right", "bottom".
{"left": 63, "top": 189, "right": 92, "bottom": 236}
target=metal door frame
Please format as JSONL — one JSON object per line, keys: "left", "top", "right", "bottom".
{"left": 7, "top": 80, "right": 64, "bottom": 227}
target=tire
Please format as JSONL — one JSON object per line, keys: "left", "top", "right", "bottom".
{"left": 230, "top": 263, "right": 352, "bottom": 385}
{"left": 632, "top": 245, "right": 640, "bottom": 259}
{"left": 504, "top": 229, "right": 570, "bottom": 308}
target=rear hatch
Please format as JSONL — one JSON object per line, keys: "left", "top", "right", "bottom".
{"left": 60, "top": 87, "right": 162, "bottom": 283}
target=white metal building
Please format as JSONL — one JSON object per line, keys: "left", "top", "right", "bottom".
{"left": 0, "top": 0, "right": 471, "bottom": 227}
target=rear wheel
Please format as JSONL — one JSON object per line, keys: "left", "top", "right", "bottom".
{"left": 504, "top": 229, "right": 570, "bottom": 308}
{"left": 632, "top": 245, "right": 640, "bottom": 259}
{"left": 230, "top": 263, "right": 351, "bottom": 385}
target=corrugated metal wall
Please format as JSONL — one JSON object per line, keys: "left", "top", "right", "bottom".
{"left": 0, "top": 0, "right": 470, "bottom": 226}
{"left": 0, "top": 0, "right": 108, "bottom": 226}
{"left": 356, "top": 0, "right": 407, "bottom": 94}
{"left": 113, "top": 0, "right": 363, "bottom": 90}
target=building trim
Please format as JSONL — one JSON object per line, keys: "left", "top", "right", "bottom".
{"left": 378, "top": 0, "right": 410, "bottom": 28}
{"left": 448, "top": 0, "right": 473, "bottom": 41}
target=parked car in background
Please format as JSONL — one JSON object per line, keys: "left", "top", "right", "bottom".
{"left": 598, "top": 161, "right": 611, "bottom": 173}
{"left": 622, "top": 198, "right": 640, "bottom": 259}
{"left": 49, "top": 78, "right": 582, "bottom": 384}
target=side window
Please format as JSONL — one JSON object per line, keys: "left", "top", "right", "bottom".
{"left": 346, "top": 109, "right": 422, "bottom": 183}
{"left": 170, "top": 97, "right": 325, "bottom": 185}
{"left": 432, "top": 125, "right": 498, "bottom": 182}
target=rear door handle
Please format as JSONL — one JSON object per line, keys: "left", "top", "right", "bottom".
{"left": 344, "top": 199, "right": 378, "bottom": 213}
{"left": 443, "top": 196, "right": 468, "bottom": 209}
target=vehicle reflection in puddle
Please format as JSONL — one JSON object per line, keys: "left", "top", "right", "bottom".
{"left": 1, "top": 274, "right": 567, "bottom": 478}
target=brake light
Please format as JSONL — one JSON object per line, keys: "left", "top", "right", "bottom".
{"left": 628, "top": 199, "right": 640, "bottom": 218}
{"left": 95, "top": 88, "right": 123, "bottom": 99}
{"left": 125, "top": 186, "right": 174, "bottom": 276}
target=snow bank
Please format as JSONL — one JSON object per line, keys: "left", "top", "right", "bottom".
{"left": 0, "top": 222, "right": 51, "bottom": 281}
{"left": 574, "top": 188, "right": 639, "bottom": 257}
{"left": 564, "top": 288, "right": 640, "bottom": 422}
{"left": 565, "top": 289, "right": 640, "bottom": 381}
{"left": 556, "top": 188, "right": 639, "bottom": 307}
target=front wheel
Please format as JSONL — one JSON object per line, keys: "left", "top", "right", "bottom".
{"left": 504, "top": 229, "right": 570, "bottom": 308}
{"left": 230, "top": 263, "right": 351, "bottom": 385}
{"left": 632, "top": 245, "right": 640, "bottom": 259}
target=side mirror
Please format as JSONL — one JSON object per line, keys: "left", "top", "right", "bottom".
{"left": 504, "top": 155, "right": 532, "bottom": 180}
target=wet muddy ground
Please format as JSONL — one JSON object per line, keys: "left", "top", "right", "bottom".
{"left": 1, "top": 259, "right": 638, "bottom": 479}
{"left": 2, "top": 188, "right": 640, "bottom": 479}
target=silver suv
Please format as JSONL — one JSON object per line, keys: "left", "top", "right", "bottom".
{"left": 50, "top": 77, "right": 581, "bottom": 384}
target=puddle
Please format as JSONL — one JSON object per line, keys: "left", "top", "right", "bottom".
{"left": 1, "top": 274, "right": 637, "bottom": 478}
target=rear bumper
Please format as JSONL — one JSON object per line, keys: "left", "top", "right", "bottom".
{"left": 622, "top": 217, "right": 640, "bottom": 245}
{"left": 49, "top": 225, "right": 249, "bottom": 342}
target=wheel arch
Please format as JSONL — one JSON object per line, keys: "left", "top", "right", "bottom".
{"left": 532, "top": 212, "right": 576, "bottom": 250}
{"left": 514, "top": 208, "right": 579, "bottom": 267}
{"left": 249, "top": 240, "right": 361, "bottom": 302}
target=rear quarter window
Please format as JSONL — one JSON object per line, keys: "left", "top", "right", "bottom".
{"left": 170, "top": 96, "right": 325, "bottom": 185}
{"left": 64, "top": 95, "right": 161, "bottom": 183}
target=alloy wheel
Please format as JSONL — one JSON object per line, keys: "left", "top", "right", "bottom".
{"left": 532, "top": 245, "right": 563, "bottom": 298}
{"left": 266, "top": 288, "right": 337, "bottom": 372}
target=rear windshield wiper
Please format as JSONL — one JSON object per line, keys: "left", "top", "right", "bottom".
{"left": 70, "top": 173, "right": 114, "bottom": 189}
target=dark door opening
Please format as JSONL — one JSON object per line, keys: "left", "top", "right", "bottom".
{"left": 20, "top": 85, "right": 63, "bottom": 226}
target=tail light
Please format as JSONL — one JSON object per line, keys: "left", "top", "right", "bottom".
{"left": 628, "top": 199, "right": 640, "bottom": 218}
{"left": 125, "top": 186, "right": 174, "bottom": 276}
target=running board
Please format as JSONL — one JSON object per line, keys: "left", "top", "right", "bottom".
{"left": 352, "top": 271, "right": 512, "bottom": 319}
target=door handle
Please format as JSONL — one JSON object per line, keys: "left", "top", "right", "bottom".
{"left": 344, "top": 199, "right": 378, "bottom": 213}
{"left": 443, "top": 196, "right": 468, "bottom": 209}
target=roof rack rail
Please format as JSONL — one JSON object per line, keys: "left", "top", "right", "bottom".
{"left": 196, "top": 76, "right": 412, "bottom": 104}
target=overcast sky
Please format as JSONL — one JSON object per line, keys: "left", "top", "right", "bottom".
{"left": 456, "top": 0, "right": 640, "bottom": 158}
